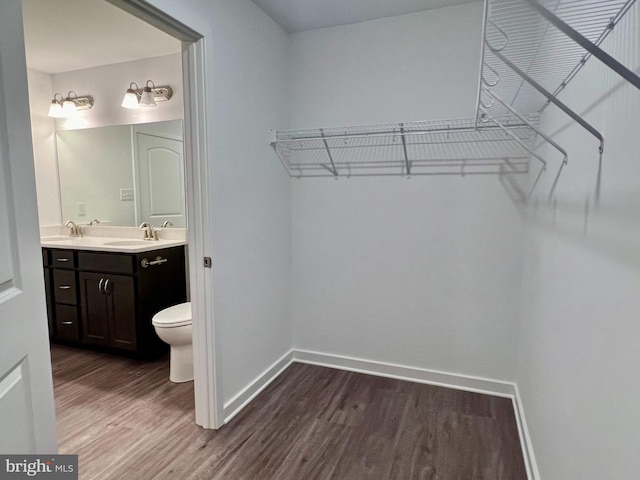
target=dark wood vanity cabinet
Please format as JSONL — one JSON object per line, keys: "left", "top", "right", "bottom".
{"left": 43, "top": 246, "right": 187, "bottom": 360}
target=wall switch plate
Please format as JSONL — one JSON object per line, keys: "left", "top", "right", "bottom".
{"left": 120, "top": 188, "right": 134, "bottom": 201}
{"left": 78, "top": 202, "right": 86, "bottom": 216}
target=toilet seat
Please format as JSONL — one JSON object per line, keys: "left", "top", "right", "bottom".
{"left": 152, "top": 302, "right": 192, "bottom": 328}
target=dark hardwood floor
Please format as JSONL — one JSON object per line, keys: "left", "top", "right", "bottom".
{"left": 51, "top": 344, "right": 527, "bottom": 479}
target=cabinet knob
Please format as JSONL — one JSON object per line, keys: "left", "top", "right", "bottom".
{"left": 58, "top": 285, "right": 72, "bottom": 290}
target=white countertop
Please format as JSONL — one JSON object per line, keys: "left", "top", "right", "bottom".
{"left": 40, "top": 225, "right": 187, "bottom": 253}
{"left": 41, "top": 235, "right": 187, "bottom": 253}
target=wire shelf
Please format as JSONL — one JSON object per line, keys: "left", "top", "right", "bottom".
{"left": 478, "top": 0, "right": 636, "bottom": 117}
{"left": 271, "top": 0, "right": 639, "bottom": 190}
{"left": 272, "top": 116, "right": 538, "bottom": 177}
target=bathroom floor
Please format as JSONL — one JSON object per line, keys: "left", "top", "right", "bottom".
{"left": 52, "top": 344, "right": 526, "bottom": 479}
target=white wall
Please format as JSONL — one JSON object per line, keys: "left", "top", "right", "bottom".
{"left": 26, "top": 69, "right": 61, "bottom": 226}
{"left": 289, "top": 5, "right": 482, "bottom": 127}
{"left": 290, "top": 3, "right": 524, "bottom": 382}
{"left": 146, "top": 0, "right": 293, "bottom": 403}
{"left": 517, "top": 4, "right": 640, "bottom": 479}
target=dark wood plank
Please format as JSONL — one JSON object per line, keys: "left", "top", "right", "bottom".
{"left": 331, "top": 388, "right": 412, "bottom": 479}
{"left": 52, "top": 346, "right": 527, "bottom": 480}
{"left": 271, "top": 419, "right": 352, "bottom": 480}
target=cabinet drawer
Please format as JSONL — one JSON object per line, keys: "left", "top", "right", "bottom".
{"left": 78, "top": 252, "right": 134, "bottom": 274}
{"left": 55, "top": 304, "right": 80, "bottom": 341}
{"left": 51, "top": 250, "right": 76, "bottom": 268}
{"left": 53, "top": 269, "right": 77, "bottom": 305}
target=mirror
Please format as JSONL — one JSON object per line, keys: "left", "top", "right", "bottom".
{"left": 56, "top": 120, "right": 185, "bottom": 228}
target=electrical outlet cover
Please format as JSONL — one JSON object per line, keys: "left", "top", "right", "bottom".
{"left": 120, "top": 188, "right": 134, "bottom": 201}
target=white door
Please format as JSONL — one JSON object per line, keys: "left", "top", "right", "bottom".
{"left": 0, "top": 1, "right": 58, "bottom": 453}
{"left": 135, "top": 133, "right": 186, "bottom": 228}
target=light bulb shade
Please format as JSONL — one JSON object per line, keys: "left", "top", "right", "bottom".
{"left": 62, "top": 99, "right": 78, "bottom": 116}
{"left": 47, "top": 101, "right": 64, "bottom": 118}
{"left": 121, "top": 90, "right": 139, "bottom": 109}
{"left": 139, "top": 87, "right": 157, "bottom": 107}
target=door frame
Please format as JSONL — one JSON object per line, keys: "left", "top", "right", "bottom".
{"left": 106, "top": 0, "right": 223, "bottom": 429}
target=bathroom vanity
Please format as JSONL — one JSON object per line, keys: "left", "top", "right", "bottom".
{"left": 42, "top": 235, "right": 187, "bottom": 360}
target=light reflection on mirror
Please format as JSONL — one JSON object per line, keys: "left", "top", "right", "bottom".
{"left": 56, "top": 119, "right": 185, "bottom": 228}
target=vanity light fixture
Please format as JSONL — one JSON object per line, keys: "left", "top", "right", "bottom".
{"left": 48, "top": 91, "right": 94, "bottom": 118}
{"left": 62, "top": 93, "right": 78, "bottom": 117}
{"left": 121, "top": 80, "right": 173, "bottom": 109}
{"left": 140, "top": 80, "right": 157, "bottom": 107}
{"left": 47, "top": 93, "right": 64, "bottom": 118}
{"left": 121, "top": 82, "right": 141, "bottom": 109}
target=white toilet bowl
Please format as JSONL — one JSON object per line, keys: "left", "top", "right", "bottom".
{"left": 152, "top": 302, "right": 193, "bottom": 383}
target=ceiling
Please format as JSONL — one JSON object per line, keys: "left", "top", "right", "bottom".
{"left": 250, "top": 0, "right": 480, "bottom": 33}
{"left": 21, "top": 0, "right": 181, "bottom": 74}
{"left": 22, "top": 0, "right": 479, "bottom": 73}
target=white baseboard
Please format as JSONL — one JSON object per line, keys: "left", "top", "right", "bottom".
{"left": 222, "top": 349, "right": 294, "bottom": 422}
{"left": 513, "top": 384, "right": 540, "bottom": 480}
{"left": 293, "top": 349, "right": 516, "bottom": 397}
{"left": 222, "top": 347, "right": 538, "bottom": 480}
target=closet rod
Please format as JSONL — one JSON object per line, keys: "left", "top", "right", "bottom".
{"left": 523, "top": 0, "right": 640, "bottom": 90}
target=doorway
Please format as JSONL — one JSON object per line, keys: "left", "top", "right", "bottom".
{"left": 21, "top": 0, "right": 221, "bottom": 430}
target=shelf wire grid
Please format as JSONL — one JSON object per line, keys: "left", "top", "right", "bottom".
{"left": 479, "top": 0, "right": 636, "bottom": 117}
{"left": 272, "top": 116, "right": 538, "bottom": 177}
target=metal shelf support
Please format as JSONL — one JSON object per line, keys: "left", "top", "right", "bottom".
{"left": 480, "top": 109, "right": 547, "bottom": 169}
{"left": 400, "top": 123, "right": 411, "bottom": 175}
{"left": 482, "top": 88, "right": 567, "bottom": 166}
{"left": 489, "top": 47, "right": 605, "bottom": 154}
{"left": 320, "top": 128, "right": 338, "bottom": 176}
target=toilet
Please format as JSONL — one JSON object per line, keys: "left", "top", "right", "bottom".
{"left": 152, "top": 302, "right": 193, "bottom": 383}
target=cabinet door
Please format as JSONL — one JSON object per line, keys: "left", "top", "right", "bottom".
{"left": 104, "top": 275, "right": 137, "bottom": 351}
{"left": 79, "top": 272, "right": 109, "bottom": 346}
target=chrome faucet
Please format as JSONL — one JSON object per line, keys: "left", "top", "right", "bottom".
{"left": 64, "top": 220, "right": 82, "bottom": 237}
{"left": 162, "top": 221, "right": 173, "bottom": 228}
{"left": 89, "top": 218, "right": 101, "bottom": 226}
{"left": 139, "top": 222, "right": 158, "bottom": 241}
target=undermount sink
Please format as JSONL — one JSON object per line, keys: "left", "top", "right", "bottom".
{"left": 103, "top": 240, "right": 151, "bottom": 246}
